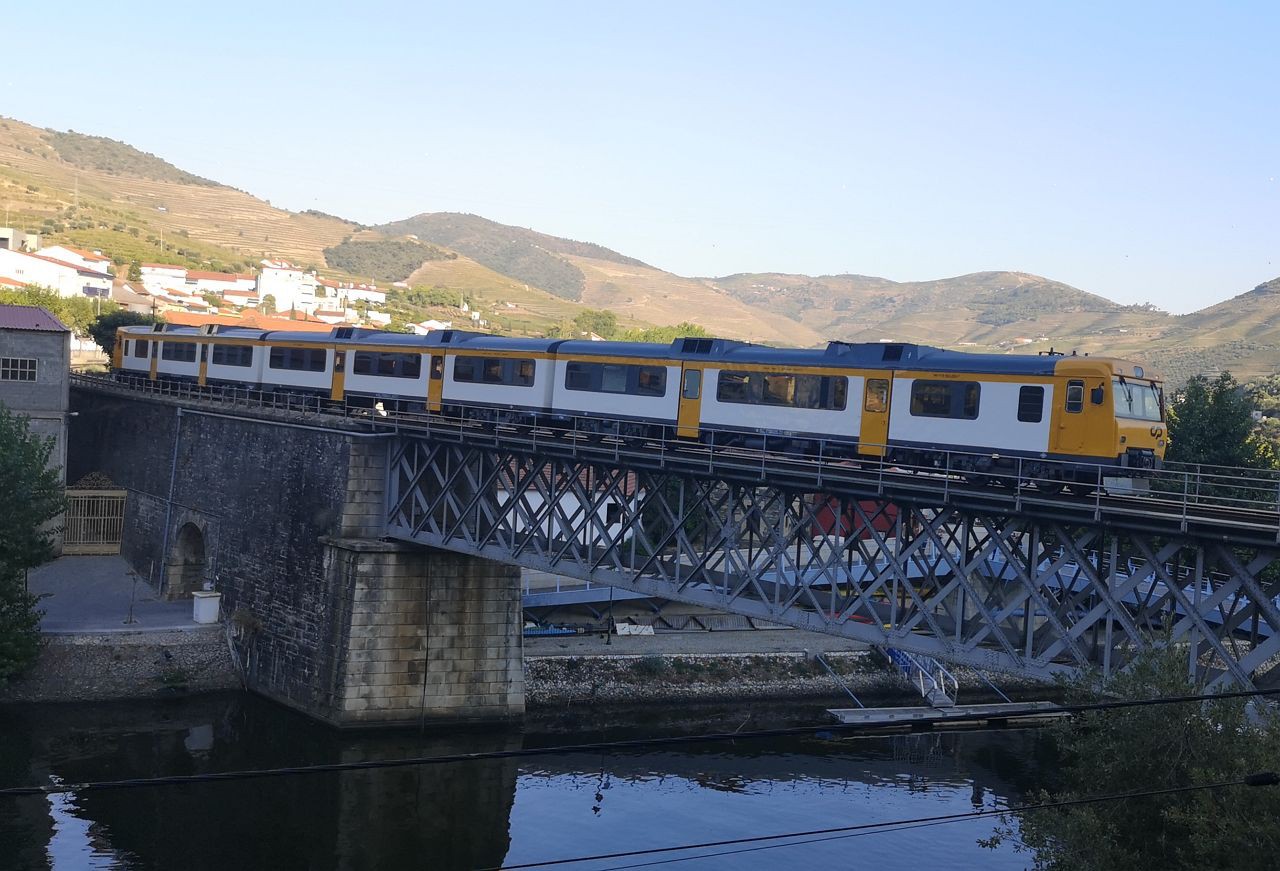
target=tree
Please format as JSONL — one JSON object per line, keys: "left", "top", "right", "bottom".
{"left": 127, "top": 260, "right": 142, "bottom": 282}
{"left": 982, "top": 645, "right": 1280, "bottom": 870}
{"left": 0, "top": 404, "right": 65, "bottom": 683}
{"left": 0, "top": 285, "right": 97, "bottom": 335}
{"left": 1167, "top": 373, "right": 1276, "bottom": 470}
{"left": 573, "top": 308, "right": 618, "bottom": 339}
{"left": 88, "top": 310, "right": 160, "bottom": 356}
{"left": 616, "top": 322, "right": 712, "bottom": 344}
{"left": 201, "top": 292, "right": 221, "bottom": 310}
{"left": 259, "top": 294, "right": 277, "bottom": 316}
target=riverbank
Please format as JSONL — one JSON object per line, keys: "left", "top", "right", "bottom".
{"left": 0, "top": 627, "right": 240, "bottom": 703}
{"left": 524, "top": 648, "right": 1049, "bottom": 709}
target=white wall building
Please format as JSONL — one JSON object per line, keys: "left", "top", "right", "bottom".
{"left": 0, "top": 248, "right": 112, "bottom": 298}
{"left": 140, "top": 263, "right": 188, "bottom": 294}
{"left": 40, "top": 245, "right": 112, "bottom": 275}
{"left": 257, "top": 259, "right": 319, "bottom": 314}
{"left": 318, "top": 278, "right": 386, "bottom": 307}
{"left": 185, "top": 270, "right": 256, "bottom": 296}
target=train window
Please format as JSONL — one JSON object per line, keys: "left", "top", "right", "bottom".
{"left": 637, "top": 366, "right": 666, "bottom": 396}
{"left": 565, "top": 362, "right": 667, "bottom": 396}
{"left": 601, "top": 364, "right": 628, "bottom": 393}
{"left": 1017, "top": 386, "right": 1044, "bottom": 423}
{"left": 453, "top": 356, "right": 477, "bottom": 381}
{"left": 830, "top": 377, "right": 848, "bottom": 411}
{"left": 353, "top": 352, "right": 421, "bottom": 378}
{"left": 682, "top": 369, "right": 702, "bottom": 400}
{"left": 160, "top": 342, "right": 197, "bottom": 363}
{"left": 269, "top": 347, "right": 327, "bottom": 372}
{"left": 211, "top": 344, "right": 253, "bottom": 367}
{"left": 1065, "top": 379, "right": 1084, "bottom": 413}
{"left": 718, "top": 370, "right": 846, "bottom": 410}
{"left": 133, "top": 340, "right": 149, "bottom": 358}
{"left": 762, "top": 374, "right": 796, "bottom": 406}
{"left": 453, "top": 356, "right": 535, "bottom": 387}
{"left": 717, "top": 371, "right": 755, "bottom": 403}
{"left": 1112, "top": 377, "right": 1162, "bottom": 421}
{"left": 865, "top": 379, "right": 888, "bottom": 413}
{"left": 910, "top": 380, "right": 981, "bottom": 419}
{"left": 430, "top": 355, "right": 444, "bottom": 380}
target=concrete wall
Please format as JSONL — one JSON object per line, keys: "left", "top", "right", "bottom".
{"left": 2, "top": 323, "right": 70, "bottom": 550}
{"left": 68, "top": 387, "right": 524, "bottom": 727}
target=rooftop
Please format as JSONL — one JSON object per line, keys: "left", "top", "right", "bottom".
{"left": 0, "top": 304, "right": 70, "bottom": 332}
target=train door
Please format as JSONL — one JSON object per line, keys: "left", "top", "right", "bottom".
{"left": 1050, "top": 376, "right": 1111, "bottom": 457}
{"left": 676, "top": 365, "right": 704, "bottom": 439}
{"left": 427, "top": 353, "right": 444, "bottom": 412}
{"left": 858, "top": 376, "right": 891, "bottom": 457}
{"left": 149, "top": 341, "right": 158, "bottom": 380}
{"left": 197, "top": 343, "right": 209, "bottom": 387}
{"left": 330, "top": 349, "right": 347, "bottom": 402}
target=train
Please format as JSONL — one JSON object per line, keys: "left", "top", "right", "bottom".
{"left": 111, "top": 323, "right": 1167, "bottom": 489}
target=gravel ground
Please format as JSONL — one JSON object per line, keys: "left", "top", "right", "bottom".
{"left": 0, "top": 628, "right": 240, "bottom": 704}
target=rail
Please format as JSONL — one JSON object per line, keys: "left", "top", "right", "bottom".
{"left": 71, "top": 372, "right": 1280, "bottom": 546}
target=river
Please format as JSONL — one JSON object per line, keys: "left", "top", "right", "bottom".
{"left": 0, "top": 693, "right": 1049, "bottom": 870}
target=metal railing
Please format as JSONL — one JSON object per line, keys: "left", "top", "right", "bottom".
{"left": 885, "top": 647, "right": 960, "bottom": 708}
{"left": 72, "top": 372, "right": 1280, "bottom": 544}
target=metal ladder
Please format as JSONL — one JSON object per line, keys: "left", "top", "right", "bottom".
{"left": 884, "top": 647, "right": 959, "bottom": 708}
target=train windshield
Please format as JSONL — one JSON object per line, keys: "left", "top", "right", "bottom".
{"left": 1113, "top": 377, "right": 1162, "bottom": 421}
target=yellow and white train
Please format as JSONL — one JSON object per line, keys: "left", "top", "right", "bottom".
{"left": 113, "top": 324, "right": 1167, "bottom": 487}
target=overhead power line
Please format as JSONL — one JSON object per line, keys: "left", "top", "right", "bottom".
{"left": 493, "top": 772, "right": 1280, "bottom": 870}
{"left": 0, "top": 688, "right": 1276, "bottom": 799}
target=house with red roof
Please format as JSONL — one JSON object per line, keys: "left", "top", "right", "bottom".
{"left": 40, "top": 245, "right": 112, "bottom": 275}
{"left": 0, "top": 247, "right": 112, "bottom": 298}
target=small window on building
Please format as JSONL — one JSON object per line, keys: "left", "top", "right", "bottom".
{"left": 1017, "top": 386, "right": 1045, "bottom": 422}
{"left": 1065, "top": 379, "right": 1084, "bottom": 414}
{"left": 0, "top": 357, "right": 37, "bottom": 382}
{"left": 865, "top": 378, "right": 889, "bottom": 413}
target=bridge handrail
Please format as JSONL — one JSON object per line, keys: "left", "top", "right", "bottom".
{"left": 71, "top": 372, "right": 1280, "bottom": 541}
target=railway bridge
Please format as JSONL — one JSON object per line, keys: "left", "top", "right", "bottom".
{"left": 67, "top": 374, "right": 1280, "bottom": 727}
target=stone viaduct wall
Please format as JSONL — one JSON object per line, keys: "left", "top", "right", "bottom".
{"left": 68, "top": 386, "right": 523, "bottom": 727}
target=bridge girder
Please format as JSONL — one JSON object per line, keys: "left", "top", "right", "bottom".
{"left": 386, "top": 435, "right": 1280, "bottom": 690}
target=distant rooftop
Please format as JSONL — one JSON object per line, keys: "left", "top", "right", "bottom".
{"left": 0, "top": 304, "right": 70, "bottom": 332}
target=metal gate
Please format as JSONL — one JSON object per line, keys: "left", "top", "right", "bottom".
{"left": 62, "top": 489, "right": 126, "bottom": 555}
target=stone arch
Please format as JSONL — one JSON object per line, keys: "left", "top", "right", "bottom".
{"left": 166, "top": 521, "right": 207, "bottom": 598}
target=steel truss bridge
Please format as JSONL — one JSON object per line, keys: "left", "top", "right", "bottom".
{"left": 79, "top": 374, "right": 1280, "bottom": 690}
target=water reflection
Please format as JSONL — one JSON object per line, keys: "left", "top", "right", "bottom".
{"left": 0, "top": 694, "right": 1042, "bottom": 870}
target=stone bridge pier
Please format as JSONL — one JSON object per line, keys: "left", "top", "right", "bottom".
{"left": 68, "top": 388, "right": 523, "bottom": 728}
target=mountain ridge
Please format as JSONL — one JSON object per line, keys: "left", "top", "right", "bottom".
{"left": 1, "top": 115, "right": 1277, "bottom": 382}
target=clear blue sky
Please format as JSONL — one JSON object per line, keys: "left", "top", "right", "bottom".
{"left": 4, "top": 1, "right": 1276, "bottom": 312}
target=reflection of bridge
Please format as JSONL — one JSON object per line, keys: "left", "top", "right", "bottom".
{"left": 70, "top": 375, "right": 1280, "bottom": 725}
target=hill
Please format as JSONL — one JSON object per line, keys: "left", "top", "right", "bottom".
{"left": 4, "top": 114, "right": 1280, "bottom": 379}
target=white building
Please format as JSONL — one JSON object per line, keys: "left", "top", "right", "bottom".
{"left": 257, "top": 259, "right": 319, "bottom": 313}
{"left": 40, "top": 245, "right": 112, "bottom": 275}
{"left": 365, "top": 310, "right": 391, "bottom": 327}
{"left": 185, "top": 270, "right": 256, "bottom": 296}
{"left": 140, "top": 263, "right": 188, "bottom": 294}
{"left": 318, "top": 278, "right": 386, "bottom": 307}
{"left": 409, "top": 319, "right": 454, "bottom": 335}
{"left": 0, "top": 248, "right": 112, "bottom": 298}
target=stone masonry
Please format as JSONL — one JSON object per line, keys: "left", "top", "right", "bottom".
{"left": 68, "top": 385, "right": 524, "bottom": 727}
